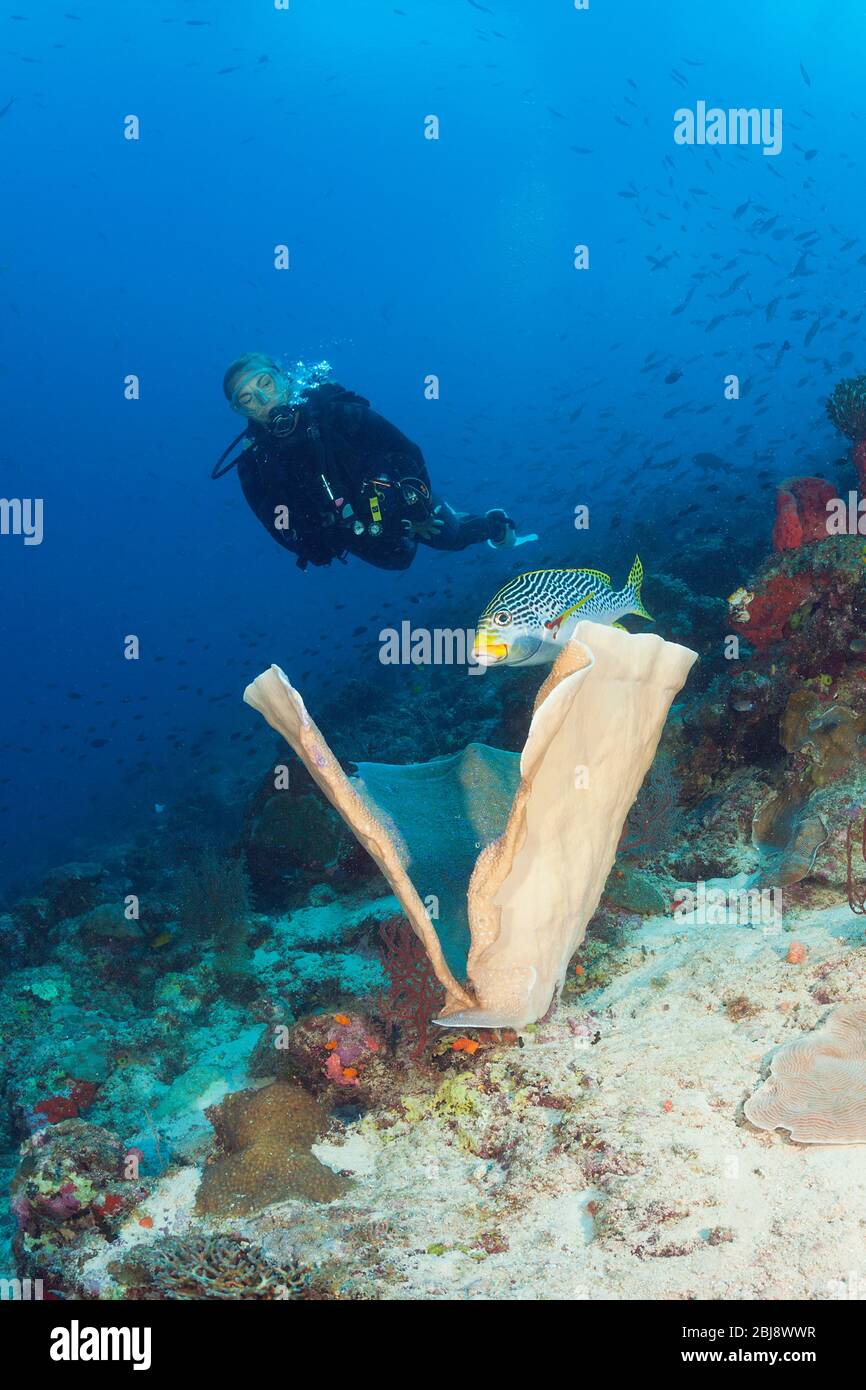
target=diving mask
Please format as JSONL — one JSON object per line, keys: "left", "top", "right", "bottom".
{"left": 230, "top": 367, "right": 288, "bottom": 414}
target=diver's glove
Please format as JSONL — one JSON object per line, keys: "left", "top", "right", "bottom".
{"left": 407, "top": 515, "right": 446, "bottom": 540}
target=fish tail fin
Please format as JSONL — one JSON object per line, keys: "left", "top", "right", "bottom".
{"left": 627, "top": 554, "right": 653, "bottom": 621}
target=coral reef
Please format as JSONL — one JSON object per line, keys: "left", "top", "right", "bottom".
{"left": 750, "top": 783, "right": 829, "bottom": 888}
{"left": 728, "top": 536, "right": 866, "bottom": 674}
{"left": 219, "top": 903, "right": 866, "bottom": 1300}
{"left": 251, "top": 1009, "right": 395, "bottom": 1109}
{"left": 34, "top": 1080, "right": 98, "bottom": 1126}
{"left": 673, "top": 520, "right": 866, "bottom": 895}
{"left": 5, "top": 492, "right": 866, "bottom": 1302}
{"left": 11, "top": 1119, "right": 147, "bottom": 1288}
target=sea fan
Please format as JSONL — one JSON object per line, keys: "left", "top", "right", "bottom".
{"left": 618, "top": 759, "right": 680, "bottom": 863}
{"left": 374, "top": 916, "right": 444, "bottom": 1060}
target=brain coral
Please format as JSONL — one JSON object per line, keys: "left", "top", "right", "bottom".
{"left": 744, "top": 1003, "right": 866, "bottom": 1143}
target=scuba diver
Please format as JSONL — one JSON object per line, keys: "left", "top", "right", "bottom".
{"left": 213, "top": 354, "right": 526, "bottom": 572}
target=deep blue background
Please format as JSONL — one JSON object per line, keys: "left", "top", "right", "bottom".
{"left": 1, "top": 0, "right": 864, "bottom": 895}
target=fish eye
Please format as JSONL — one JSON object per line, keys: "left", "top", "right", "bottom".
{"left": 492, "top": 610, "right": 511, "bottom": 627}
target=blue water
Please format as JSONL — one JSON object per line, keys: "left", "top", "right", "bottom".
{"left": 1, "top": 0, "right": 864, "bottom": 897}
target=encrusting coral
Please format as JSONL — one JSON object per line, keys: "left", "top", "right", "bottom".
{"left": 195, "top": 1081, "right": 350, "bottom": 1216}
{"left": 744, "top": 1003, "right": 866, "bottom": 1143}
{"left": 244, "top": 622, "right": 697, "bottom": 1030}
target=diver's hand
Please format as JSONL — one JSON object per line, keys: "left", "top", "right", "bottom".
{"left": 408, "top": 516, "right": 446, "bottom": 540}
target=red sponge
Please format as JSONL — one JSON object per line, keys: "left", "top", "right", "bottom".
{"left": 772, "top": 477, "right": 836, "bottom": 551}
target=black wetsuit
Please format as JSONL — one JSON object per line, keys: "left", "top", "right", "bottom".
{"left": 236, "top": 382, "right": 493, "bottom": 571}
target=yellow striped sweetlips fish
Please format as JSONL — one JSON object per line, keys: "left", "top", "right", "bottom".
{"left": 473, "top": 556, "right": 652, "bottom": 667}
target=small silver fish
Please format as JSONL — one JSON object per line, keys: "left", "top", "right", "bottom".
{"left": 473, "top": 556, "right": 652, "bottom": 668}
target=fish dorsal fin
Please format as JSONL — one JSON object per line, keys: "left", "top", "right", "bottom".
{"left": 570, "top": 566, "right": 611, "bottom": 585}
